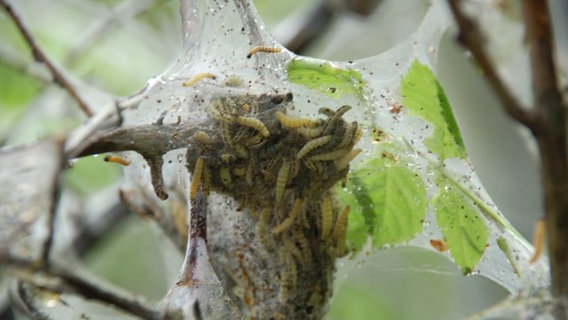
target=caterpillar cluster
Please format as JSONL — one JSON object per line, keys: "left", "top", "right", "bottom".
{"left": 185, "top": 83, "right": 361, "bottom": 317}
{"left": 187, "top": 92, "right": 360, "bottom": 249}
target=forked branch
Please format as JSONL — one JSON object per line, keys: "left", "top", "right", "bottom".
{"left": 448, "top": 0, "right": 568, "bottom": 317}
{"left": 446, "top": 0, "right": 536, "bottom": 129}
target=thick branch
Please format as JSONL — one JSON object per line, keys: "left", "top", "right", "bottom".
{"left": 78, "top": 121, "right": 198, "bottom": 200}
{"left": 78, "top": 123, "right": 194, "bottom": 156}
{"left": 0, "top": 0, "right": 94, "bottom": 117}
{"left": 78, "top": 91, "right": 293, "bottom": 200}
{"left": 522, "top": 0, "right": 568, "bottom": 313}
{"left": 522, "top": 0, "right": 562, "bottom": 110}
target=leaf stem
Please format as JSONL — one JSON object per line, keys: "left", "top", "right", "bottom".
{"left": 439, "top": 166, "right": 526, "bottom": 244}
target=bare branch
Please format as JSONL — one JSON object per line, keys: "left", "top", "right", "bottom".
{"left": 447, "top": 0, "right": 536, "bottom": 128}
{"left": 0, "top": 46, "right": 51, "bottom": 83}
{"left": 3, "top": 257, "right": 174, "bottom": 320}
{"left": 78, "top": 121, "right": 195, "bottom": 199}
{"left": 279, "top": 0, "right": 383, "bottom": 54}
{"left": 281, "top": 0, "right": 336, "bottom": 54}
{"left": 0, "top": 0, "right": 94, "bottom": 117}
{"left": 522, "top": 0, "right": 563, "bottom": 110}
{"left": 522, "top": 0, "right": 568, "bottom": 315}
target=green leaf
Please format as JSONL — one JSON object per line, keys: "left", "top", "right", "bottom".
{"left": 433, "top": 181, "right": 488, "bottom": 275}
{"left": 401, "top": 60, "right": 466, "bottom": 160}
{"left": 338, "top": 154, "right": 427, "bottom": 253}
{"left": 286, "top": 57, "right": 365, "bottom": 100}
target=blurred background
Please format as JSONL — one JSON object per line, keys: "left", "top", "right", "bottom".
{"left": 0, "top": 0, "right": 548, "bottom": 319}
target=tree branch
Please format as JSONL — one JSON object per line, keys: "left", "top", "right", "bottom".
{"left": 446, "top": 0, "right": 536, "bottom": 129}
{"left": 521, "top": 1, "right": 568, "bottom": 315}
{"left": 0, "top": 0, "right": 94, "bottom": 117}
{"left": 78, "top": 121, "right": 198, "bottom": 200}
{"left": 448, "top": 0, "right": 568, "bottom": 317}
{"left": 280, "top": 0, "right": 383, "bottom": 54}
{"left": 281, "top": 0, "right": 336, "bottom": 54}
{"left": 2, "top": 256, "right": 175, "bottom": 319}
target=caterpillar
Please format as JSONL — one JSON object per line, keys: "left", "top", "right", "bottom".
{"left": 272, "top": 198, "right": 302, "bottom": 234}
{"left": 296, "top": 135, "right": 332, "bottom": 159}
{"left": 182, "top": 72, "right": 216, "bottom": 87}
{"left": 104, "top": 155, "right": 131, "bottom": 166}
{"left": 247, "top": 46, "right": 281, "bottom": 58}
{"left": 275, "top": 160, "right": 290, "bottom": 203}
{"left": 235, "top": 116, "right": 270, "bottom": 137}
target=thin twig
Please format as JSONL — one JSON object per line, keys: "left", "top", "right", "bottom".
{"left": 447, "top": 0, "right": 536, "bottom": 129}
{"left": 0, "top": 46, "right": 51, "bottom": 82}
{"left": 64, "top": 0, "right": 165, "bottom": 66}
{"left": 0, "top": 0, "right": 94, "bottom": 117}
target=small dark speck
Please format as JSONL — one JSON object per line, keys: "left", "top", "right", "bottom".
{"left": 157, "top": 99, "right": 162, "bottom": 103}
